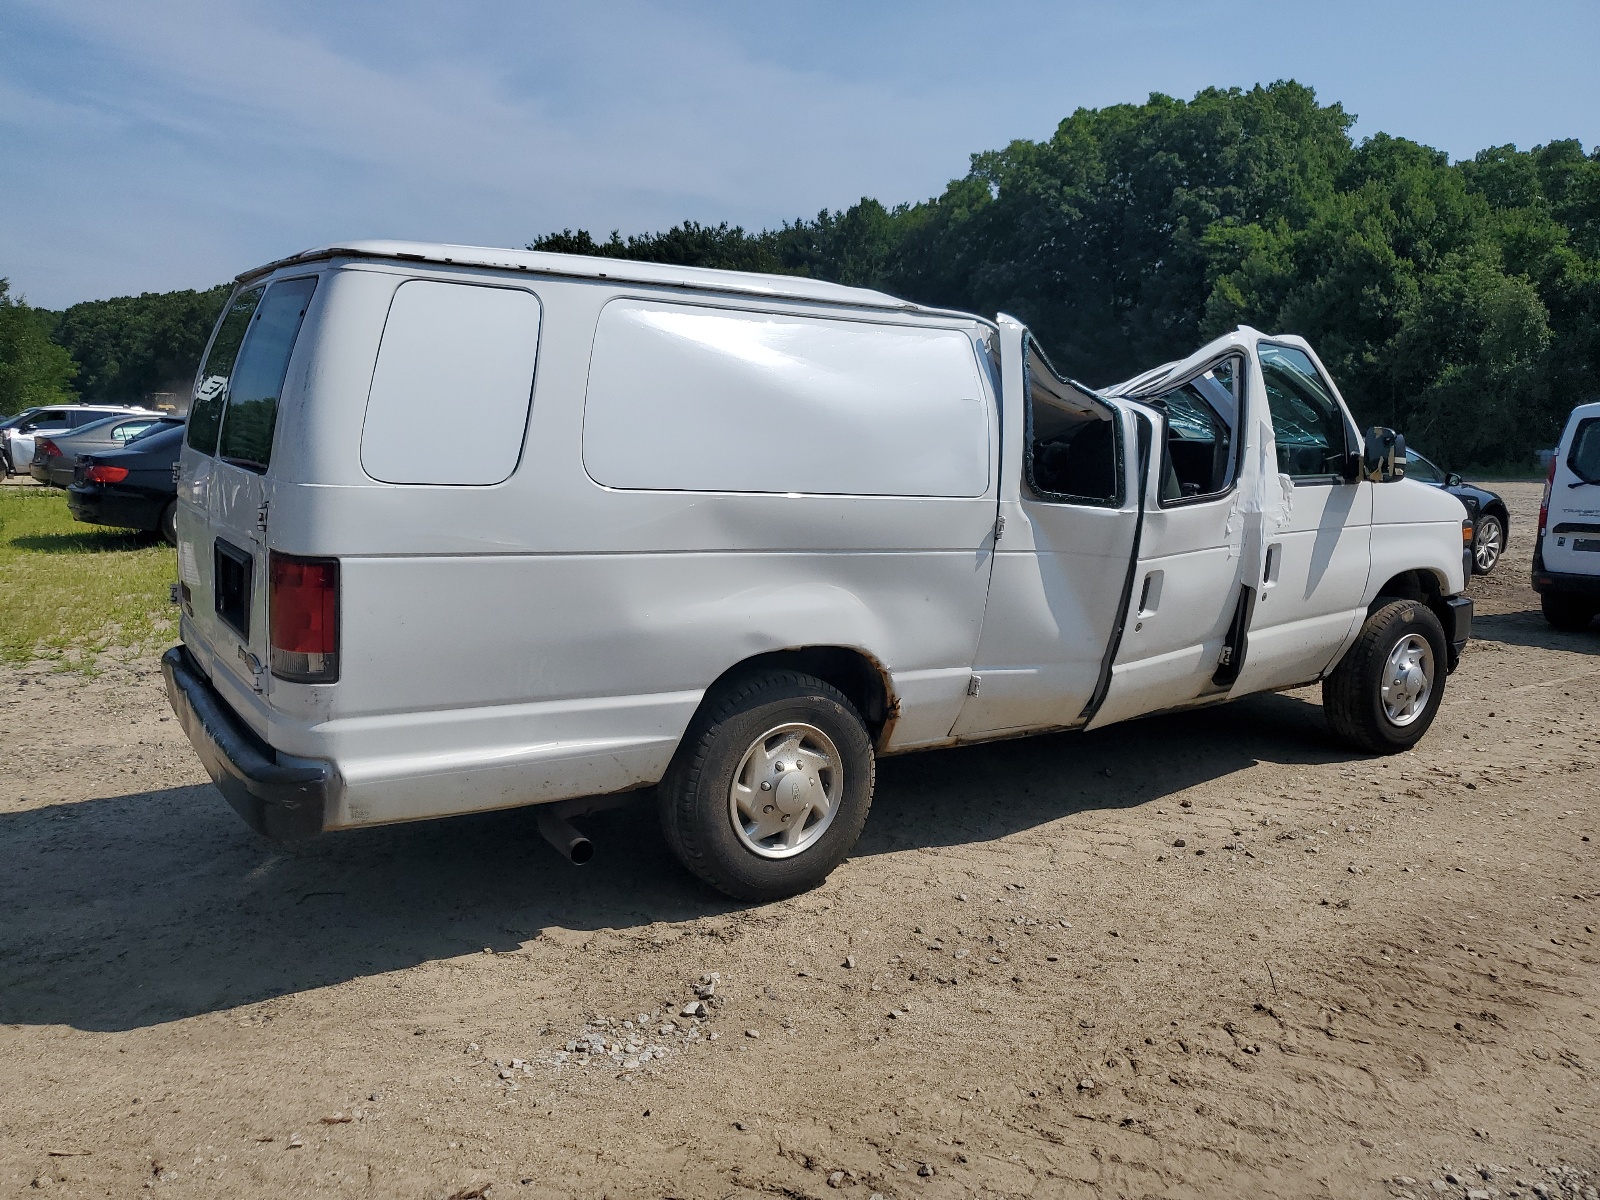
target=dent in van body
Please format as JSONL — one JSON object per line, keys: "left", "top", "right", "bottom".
{"left": 230, "top": 262, "right": 1003, "bottom": 830}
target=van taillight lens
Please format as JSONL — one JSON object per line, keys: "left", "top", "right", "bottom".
{"left": 1539, "top": 453, "right": 1557, "bottom": 536}
{"left": 84, "top": 464, "right": 129, "bottom": 483}
{"left": 269, "top": 551, "right": 339, "bottom": 683}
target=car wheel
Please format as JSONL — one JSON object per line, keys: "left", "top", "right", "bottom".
{"left": 1471, "top": 513, "right": 1504, "bottom": 575}
{"left": 159, "top": 500, "right": 179, "bottom": 546}
{"left": 1323, "top": 600, "right": 1449, "bottom": 754}
{"left": 1541, "top": 591, "right": 1596, "bottom": 632}
{"left": 659, "top": 670, "right": 874, "bottom": 901}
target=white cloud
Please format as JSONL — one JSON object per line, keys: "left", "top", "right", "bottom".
{"left": 3, "top": 0, "right": 1595, "bottom": 307}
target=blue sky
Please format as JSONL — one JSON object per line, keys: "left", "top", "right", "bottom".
{"left": 4, "top": 0, "right": 1597, "bottom": 309}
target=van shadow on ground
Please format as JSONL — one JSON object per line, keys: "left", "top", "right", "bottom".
{"left": 0, "top": 690, "right": 1361, "bottom": 1034}
{"left": 1471, "top": 608, "right": 1600, "bottom": 654}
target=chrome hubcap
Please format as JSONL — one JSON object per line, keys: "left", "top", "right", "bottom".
{"left": 1474, "top": 518, "right": 1502, "bottom": 571}
{"left": 729, "top": 722, "right": 842, "bottom": 859}
{"left": 1380, "top": 633, "right": 1434, "bottom": 726}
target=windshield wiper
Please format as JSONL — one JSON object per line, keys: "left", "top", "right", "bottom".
{"left": 1569, "top": 478, "right": 1599, "bottom": 488}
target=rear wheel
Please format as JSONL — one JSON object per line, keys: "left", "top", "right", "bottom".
{"left": 1541, "top": 591, "right": 1596, "bottom": 632}
{"left": 1323, "top": 600, "right": 1448, "bottom": 754}
{"left": 159, "top": 500, "right": 178, "bottom": 547}
{"left": 1471, "top": 513, "right": 1504, "bottom": 575}
{"left": 659, "top": 670, "right": 874, "bottom": 901}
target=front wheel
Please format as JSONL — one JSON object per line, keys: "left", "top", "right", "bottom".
{"left": 1542, "top": 591, "right": 1596, "bottom": 632}
{"left": 1323, "top": 600, "right": 1448, "bottom": 754}
{"left": 1471, "top": 513, "right": 1504, "bottom": 575}
{"left": 659, "top": 670, "right": 874, "bottom": 901}
{"left": 159, "top": 500, "right": 178, "bottom": 547}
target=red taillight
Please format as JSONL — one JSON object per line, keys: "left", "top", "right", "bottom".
{"left": 269, "top": 551, "right": 339, "bottom": 683}
{"left": 37, "top": 439, "right": 62, "bottom": 458}
{"left": 84, "top": 464, "right": 129, "bottom": 484}
{"left": 1539, "top": 453, "right": 1557, "bottom": 536}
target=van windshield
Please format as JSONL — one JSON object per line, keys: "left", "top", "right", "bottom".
{"left": 216, "top": 277, "right": 317, "bottom": 472}
{"left": 188, "top": 288, "right": 262, "bottom": 454}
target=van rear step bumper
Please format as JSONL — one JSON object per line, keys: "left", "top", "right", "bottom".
{"left": 1532, "top": 568, "right": 1600, "bottom": 597}
{"left": 161, "top": 645, "right": 333, "bottom": 842}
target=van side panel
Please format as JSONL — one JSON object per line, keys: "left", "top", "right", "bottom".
{"left": 582, "top": 300, "right": 989, "bottom": 497}
{"left": 254, "top": 264, "right": 999, "bottom": 829}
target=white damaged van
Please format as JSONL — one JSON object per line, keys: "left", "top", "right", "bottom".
{"left": 164, "top": 241, "right": 1474, "bottom": 899}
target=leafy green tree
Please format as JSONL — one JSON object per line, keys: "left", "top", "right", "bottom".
{"left": 531, "top": 82, "right": 1600, "bottom": 467}
{"left": 0, "top": 279, "right": 77, "bottom": 416}
{"left": 51, "top": 284, "right": 230, "bottom": 405}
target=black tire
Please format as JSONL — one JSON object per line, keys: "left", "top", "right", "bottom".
{"left": 1541, "top": 591, "right": 1596, "bottom": 632}
{"left": 1323, "top": 600, "right": 1449, "bottom": 754}
{"left": 659, "top": 670, "right": 874, "bottom": 901}
{"left": 159, "top": 500, "right": 178, "bottom": 547}
{"left": 1471, "top": 513, "right": 1504, "bottom": 575}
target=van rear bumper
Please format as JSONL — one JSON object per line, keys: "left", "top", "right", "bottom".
{"left": 161, "top": 645, "right": 334, "bottom": 842}
{"left": 1532, "top": 568, "right": 1600, "bottom": 597}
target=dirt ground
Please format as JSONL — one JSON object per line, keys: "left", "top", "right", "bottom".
{"left": 2, "top": 481, "right": 1596, "bottom": 1200}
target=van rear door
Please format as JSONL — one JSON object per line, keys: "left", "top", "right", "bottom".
{"left": 178, "top": 276, "right": 317, "bottom": 697}
{"left": 1545, "top": 411, "right": 1600, "bottom": 576}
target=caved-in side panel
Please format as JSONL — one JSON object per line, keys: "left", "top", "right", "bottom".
{"left": 582, "top": 300, "right": 990, "bottom": 498}
{"left": 299, "top": 550, "right": 989, "bottom": 823}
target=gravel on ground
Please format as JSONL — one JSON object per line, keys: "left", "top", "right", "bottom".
{"left": 1, "top": 482, "right": 1595, "bottom": 1198}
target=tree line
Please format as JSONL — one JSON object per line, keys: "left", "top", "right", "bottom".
{"left": 535, "top": 82, "right": 1599, "bottom": 470}
{"left": 0, "top": 280, "right": 232, "bottom": 416}
{"left": 5, "top": 81, "right": 1596, "bottom": 469}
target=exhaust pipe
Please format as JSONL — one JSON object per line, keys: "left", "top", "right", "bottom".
{"left": 537, "top": 810, "right": 594, "bottom": 865}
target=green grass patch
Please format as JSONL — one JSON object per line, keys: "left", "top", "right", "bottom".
{"left": 0, "top": 485, "right": 176, "bottom": 668}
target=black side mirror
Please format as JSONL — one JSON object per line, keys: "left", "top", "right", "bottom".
{"left": 1445, "top": 471, "right": 1464, "bottom": 487}
{"left": 1362, "top": 427, "right": 1407, "bottom": 482}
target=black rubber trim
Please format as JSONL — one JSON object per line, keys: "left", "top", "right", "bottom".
{"left": 1443, "top": 594, "right": 1473, "bottom": 673}
{"left": 161, "top": 645, "right": 332, "bottom": 842}
{"left": 1212, "top": 584, "right": 1256, "bottom": 688}
{"left": 1081, "top": 409, "right": 1152, "bottom": 722}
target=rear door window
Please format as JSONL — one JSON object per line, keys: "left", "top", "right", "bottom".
{"left": 216, "top": 277, "right": 317, "bottom": 471}
{"left": 188, "top": 287, "right": 263, "bottom": 454}
{"left": 23, "top": 410, "right": 69, "bottom": 432}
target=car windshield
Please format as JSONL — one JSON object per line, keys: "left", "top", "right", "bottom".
{"left": 1405, "top": 450, "right": 1444, "bottom": 484}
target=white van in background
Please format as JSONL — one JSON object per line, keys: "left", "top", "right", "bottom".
{"left": 163, "top": 241, "right": 1474, "bottom": 900}
{"left": 1534, "top": 399, "right": 1600, "bottom": 630}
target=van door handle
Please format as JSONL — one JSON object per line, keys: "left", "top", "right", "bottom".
{"left": 1262, "top": 543, "right": 1282, "bottom": 589}
{"left": 1137, "top": 570, "right": 1163, "bottom": 616}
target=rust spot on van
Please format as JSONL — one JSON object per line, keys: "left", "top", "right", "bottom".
{"left": 860, "top": 649, "right": 901, "bottom": 753}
